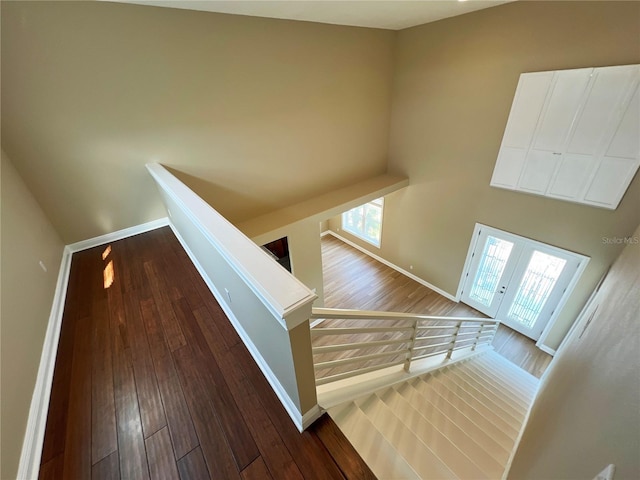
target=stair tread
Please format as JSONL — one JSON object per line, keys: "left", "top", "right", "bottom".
{"left": 444, "top": 366, "right": 528, "bottom": 418}
{"left": 378, "top": 388, "right": 505, "bottom": 478}
{"left": 476, "top": 352, "right": 540, "bottom": 386}
{"left": 329, "top": 402, "right": 421, "bottom": 480}
{"left": 468, "top": 360, "right": 539, "bottom": 393}
{"left": 458, "top": 361, "right": 536, "bottom": 404}
{"left": 395, "top": 381, "right": 511, "bottom": 464}
{"left": 405, "top": 377, "right": 515, "bottom": 450}
{"left": 426, "top": 371, "right": 522, "bottom": 433}
{"left": 357, "top": 395, "right": 466, "bottom": 480}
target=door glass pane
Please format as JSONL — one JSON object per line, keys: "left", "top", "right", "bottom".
{"left": 469, "top": 236, "right": 514, "bottom": 307}
{"left": 507, "top": 250, "right": 567, "bottom": 328}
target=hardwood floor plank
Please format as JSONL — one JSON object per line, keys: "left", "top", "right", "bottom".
{"left": 140, "top": 298, "right": 199, "bottom": 460}
{"left": 143, "top": 261, "right": 187, "bottom": 351}
{"left": 172, "top": 344, "right": 241, "bottom": 480}
{"left": 157, "top": 246, "right": 204, "bottom": 312}
{"left": 193, "top": 307, "right": 305, "bottom": 480}
{"left": 146, "top": 427, "right": 180, "bottom": 480}
{"left": 310, "top": 414, "right": 376, "bottom": 480}
{"left": 240, "top": 457, "right": 274, "bottom": 480}
{"left": 173, "top": 298, "right": 260, "bottom": 471}
{"left": 123, "top": 291, "right": 167, "bottom": 438}
{"left": 39, "top": 453, "right": 63, "bottom": 480}
{"left": 62, "top": 314, "right": 92, "bottom": 479}
{"left": 91, "top": 297, "right": 118, "bottom": 465}
{"left": 177, "top": 447, "right": 210, "bottom": 480}
{"left": 230, "top": 343, "right": 347, "bottom": 480}
{"left": 112, "top": 317, "right": 150, "bottom": 480}
{"left": 92, "top": 451, "right": 121, "bottom": 480}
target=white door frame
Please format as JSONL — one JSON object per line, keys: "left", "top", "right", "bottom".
{"left": 456, "top": 223, "right": 590, "bottom": 354}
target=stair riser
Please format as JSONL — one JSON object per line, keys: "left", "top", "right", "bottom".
{"left": 358, "top": 395, "right": 484, "bottom": 479}
{"left": 474, "top": 355, "right": 539, "bottom": 387}
{"left": 395, "top": 382, "right": 511, "bottom": 462}
{"left": 379, "top": 388, "right": 505, "bottom": 477}
{"left": 459, "top": 362, "right": 536, "bottom": 403}
{"left": 432, "top": 370, "right": 524, "bottom": 427}
{"left": 444, "top": 368, "right": 529, "bottom": 417}
{"left": 461, "top": 362, "right": 535, "bottom": 403}
{"left": 329, "top": 403, "right": 422, "bottom": 479}
{"left": 423, "top": 374, "right": 521, "bottom": 435}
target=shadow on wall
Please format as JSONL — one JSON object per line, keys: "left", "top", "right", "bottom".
{"left": 165, "top": 166, "right": 281, "bottom": 224}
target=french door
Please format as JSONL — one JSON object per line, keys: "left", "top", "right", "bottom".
{"left": 460, "top": 225, "right": 587, "bottom": 340}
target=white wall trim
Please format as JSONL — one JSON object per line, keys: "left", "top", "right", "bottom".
{"left": 456, "top": 223, "right": 483, "bottom": 301}
{"left": 326, "top": 230, "right": 458, "bottom": 302}
{"left": 301, "top": 404, "right": 324, "bottom": 430}
{"left": 66, "top": 217, "right": 170, "bottom": 253}
{"left": 16, "top": 247, "right": 73, "bottom": 480}
{"left": 168, "top": 223, "right": 318, "bottom": 432}
{"left": 535, "top": 343, "right": 556, "bottom": 356}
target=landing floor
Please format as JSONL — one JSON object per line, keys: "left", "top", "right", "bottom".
{"left": 39, "top": 227, "right": 374, "bottom": 479}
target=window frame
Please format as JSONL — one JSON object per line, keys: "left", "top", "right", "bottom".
{"left": 341, "top": 197, "right": 384, "bottom": 248}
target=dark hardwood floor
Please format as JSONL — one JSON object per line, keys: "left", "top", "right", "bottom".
{"left": 320, "top": 234, "right": 552, "bottom": 378}
{"left": 39, "top": 227, "right": 375, "bottom": 480}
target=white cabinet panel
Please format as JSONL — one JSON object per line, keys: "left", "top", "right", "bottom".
{"left": 548, "top": 154, "right": 597, "bottom": 199}
{"left": 502, "top": 72, "right": 554, "bottom": 148}
{"left": 566, "top": 65, "right": 637, "bottom": 156}
{"left": 533, "top": 69, "right": 592, "bottom": 152}
{"left": 606, "top": 84, "right": 640, "bottom": 159}
{"left": 583, "top": 157, "right": 638, "bottom": 206}
{"left": 491, "top": 64, "right": 640, "bottom": 210}
{"left": 518, "top": 150, "right": 559, "bottom": 193}
{"left": 490, "top": 147, "right": 526, "bottom": 188}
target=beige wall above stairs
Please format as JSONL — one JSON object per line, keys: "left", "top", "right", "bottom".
{"left": 508, "top": 223, "right": 640, "bottom": 479}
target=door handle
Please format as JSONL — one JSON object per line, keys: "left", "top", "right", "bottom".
{"left": 498, "top": 287, "right": 506, "bottom": 294}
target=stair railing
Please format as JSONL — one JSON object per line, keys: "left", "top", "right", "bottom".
{"left": 310, "top": 308, "right": 499, "bottom": 386}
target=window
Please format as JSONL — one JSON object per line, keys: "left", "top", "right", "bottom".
{"left": 342, "top": 198, "right": 384, "bottom": 247}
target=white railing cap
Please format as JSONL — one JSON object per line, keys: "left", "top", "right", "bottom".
{"left": 147, "top": 163, "right": 317, "bottom": 330}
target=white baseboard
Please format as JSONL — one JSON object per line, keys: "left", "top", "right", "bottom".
{"left": 17, "top": 247, "right": 73, "bottom": 480}
{"left": 168, "top": 223, "right": 317, "bottom": 432}
{"left": 535, "top": 343, "right": 556, "bottom": 356}
{"left": 67, "top": 217, "right": 170, "bottom": 252}
{"left": 326, "top": 230, "right": 458, "bottom": 302}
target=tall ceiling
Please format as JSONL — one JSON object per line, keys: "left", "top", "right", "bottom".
{"left": 107, "top": 0, "right": 512, "bottom": 30}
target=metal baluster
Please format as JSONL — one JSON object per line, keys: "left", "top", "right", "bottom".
{"left": 446, "top": 320, "right": 462, "bottom": 360}
{"left": 472, "top": 321, "right": 484, "bottom": 351}
{"left": 404, "top": 318, "right": 419, "bottom": 372}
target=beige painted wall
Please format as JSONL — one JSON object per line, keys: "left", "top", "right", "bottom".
{"left": 337, "top": 1, "right": 640, "bottom": 349}
{"left": 508, "top": 222, "right": 640, "bottom": 479}
{"left": 1, "top": 151, "right": 64, "bottom": 480}
{"left": 1, "top": 1, "right": 395, "bottom": 244}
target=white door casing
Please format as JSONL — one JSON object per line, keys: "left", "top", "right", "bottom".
{"left": 459, "top": 224, "right": 589, "bottom": 342}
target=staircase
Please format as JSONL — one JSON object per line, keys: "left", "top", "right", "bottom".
{"left": 327, "top": 350, "right": 539, "bottom": 479}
